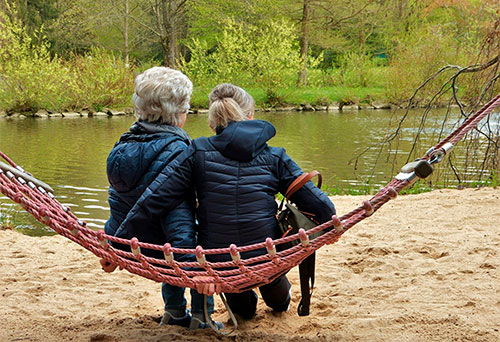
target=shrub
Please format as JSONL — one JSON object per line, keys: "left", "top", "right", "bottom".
{"left": 181, "top": 18, "right": 301, "bottom": 104}
{"left": 0, "top": 3, "right": 134, "bottom": 113}
{"left": 385, "top": 25, "right": 471, "bottom": 104}
{"left": 0, "top": 4, "right": 71, "bottom": 112}
{"left": 65, "top": 48, "right": 134, "bottom": 110}
{"left": 336, "top": 52, "right": 385, "bottom": 88}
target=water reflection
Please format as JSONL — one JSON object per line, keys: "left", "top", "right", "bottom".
{"left": 0, "top": 109, "right": 495, "bottom": 235}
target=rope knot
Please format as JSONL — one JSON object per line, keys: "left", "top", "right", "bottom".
{"left": 196, "top": 245, "right": 206, "bottom": 265}
{"left": 386, "top": 187, "right": 398, "bottom": 199}
{"left": 13, "top": 192, "right": 23, "bottom": 204}
{"left": 70, "top": 222, "right": 80, "bottom": 236}
{"left": 363, "top": 200, "right": 374, "bottom": 216}
{"left": 331, "top": 215, "right": 343, "bottom": 233}
{"left": 265, "top": 238, "right": 280, "bottom": 265}
{"left": 97, "top": 230, "right": 108, "bottom": 248}
{"left": 163, "top": 243, "right": 173, "bottom": 263}
{"left": 298, "top": 229, "right": 310, "bottom": 247}
{"left": 130, "top": 237, "right": 141, "bottom": 256}
{"left": 229, "top": 244, "right": 240, "bottom": 262}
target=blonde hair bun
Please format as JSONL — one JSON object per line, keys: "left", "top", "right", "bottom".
{"left": 208, "top": 84, "right": 255, "bottom": 129}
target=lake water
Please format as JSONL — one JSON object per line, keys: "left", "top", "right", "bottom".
{"left": 0, "top": 109, "right": 494, "bottom": 234}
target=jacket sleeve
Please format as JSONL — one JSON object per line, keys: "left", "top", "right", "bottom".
{"left": 114, "top": 146, "right": 196, "bottom": 239}
{"left": 161, "top": 200, "right": 196, "bottom": 262}
{"left": 277, "top": 149, "right": 336, "bottom": 224}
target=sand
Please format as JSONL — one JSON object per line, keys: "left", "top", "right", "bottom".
{"left": 1, "top": 188, "right": 500, "bottom": 342}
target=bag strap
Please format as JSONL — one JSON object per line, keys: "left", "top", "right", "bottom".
{"left": 297, "top": 252, "right": 316, "bottom": 316}
{"left": 278, "top": 171, "right": 322, "bottom": 316}
{"left": 279, "top": 171, "right": 322, "bottom": 211}
{"left": 285, "top": 170, "right": 322, "bottom": 199}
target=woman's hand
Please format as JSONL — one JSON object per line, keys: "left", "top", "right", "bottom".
{"left": 193, "top": 276, "right": 221, "bottom": 296}
{"left": 100, "top": 259, "right": 118, "bottom": 273}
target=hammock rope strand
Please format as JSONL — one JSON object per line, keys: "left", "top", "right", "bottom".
{"left": 1, "top": 96, "right": 498, "bottom": 293}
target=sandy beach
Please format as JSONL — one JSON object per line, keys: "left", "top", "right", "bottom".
{"left": 1, "top": 187, "right": 500, "bottom": 342}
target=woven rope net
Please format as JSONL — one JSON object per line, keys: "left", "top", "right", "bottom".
{"left": 1, "top": 94, "right": 499, "bottom": 293}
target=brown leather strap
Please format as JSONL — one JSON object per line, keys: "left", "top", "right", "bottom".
{"left": 285, "top": 170, "right": 322, "bottom": 199}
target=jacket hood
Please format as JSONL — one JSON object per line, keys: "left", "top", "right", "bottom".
{"left": 131, "top": 120, "right": 191, "bottom": 141}
{"left": 107, "top": 121, "right": 190, "bottom": 192}
{"left": 209, "top": 120, "right": 276, "bottom": 161}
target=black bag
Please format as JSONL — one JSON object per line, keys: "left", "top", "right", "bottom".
{"left": 277, "top": 171, "right": 323, "bottom": 316}
{"left": 277, "top": 203, "right": 322, "bottom": 251}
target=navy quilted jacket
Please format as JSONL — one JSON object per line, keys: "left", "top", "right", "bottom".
{"left": 116, "top": 120, "right": 335, "bottom": 261}
{"left": 104, "top": 121, "right": 196, "bottom": 261}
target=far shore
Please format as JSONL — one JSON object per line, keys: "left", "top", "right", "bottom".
{"left": 0, "top": 101, "right": 460, "bottom": 119}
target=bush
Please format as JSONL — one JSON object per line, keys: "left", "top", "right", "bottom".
{"left": 0, "top": 4, "right": 134, "bottom": 113}
{"left": 385, "top": 25, "right": 471, "bottom": 104}
{"left": 181, "top": 18, "right": 301, "bottom": 104}
{"left": 0, "top": 5, "right": 71, "bottom": 112}
{"left": 65, "top": 48, "right": 134, "bottom": 111}
{"left": 335, "top": 52, "right": 386, "bottom": 88}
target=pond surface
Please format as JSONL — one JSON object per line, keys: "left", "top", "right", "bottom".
{"left": 0, "top": 109, "right": 493, "bottom": 234}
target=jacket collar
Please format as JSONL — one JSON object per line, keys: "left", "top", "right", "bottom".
{"left": 209, "top": 120, "right": 276, "bottom": 161}
{"left": 132, "top": 120, "right": 191, "bottom": 142}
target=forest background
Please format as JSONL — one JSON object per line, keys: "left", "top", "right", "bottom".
{"left": 1, "top": 0, "right": 499, "bottom": 113}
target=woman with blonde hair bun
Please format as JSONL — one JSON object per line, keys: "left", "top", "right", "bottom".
{"left": 118, "top": 83, "right": 336, "bottom": 319}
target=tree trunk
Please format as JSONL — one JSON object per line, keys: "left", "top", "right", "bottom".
{"left": 124, "top": 0, "right": 129, "bottom": 67}
{"left": 157, "top": 0, "right": 185, "bottom": 68}
{"left": 167, "top": 21, "right": 176, "bottom": 67}
{"left": 298, "top": 0, "right": 310, "bottom": 86}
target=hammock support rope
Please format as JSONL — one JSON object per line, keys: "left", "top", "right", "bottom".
{"left": 1, "top": 94, "right": 500, "bottom": 293}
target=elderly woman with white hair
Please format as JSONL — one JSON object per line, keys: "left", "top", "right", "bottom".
{"left": 117, "top": 83, "right": 335, "bottom": 320}
{"left": 103, "top": 66, "right": 219, "bottom": 330}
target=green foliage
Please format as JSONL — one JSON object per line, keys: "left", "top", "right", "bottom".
{"left": 188, "top": 0, "right": 288, "bottom": 48}
{"left": 399, "top": 180, "right": 434, "bottom": 195}
{"left": 275, "top": 86, "right": 385, "bottom": 106}
{"left": 1, "top": 0, "right": 499, "bottom": 111}
{"left": 64, "top": 48, "right": 134, "bottom": 110}
{"left": 0, "top": 4, "right": 134, "bottom": 113}
{"left": 0, "top": 204, "right": 16, "bottom": 229}
{"left": 181, "top": 18, "right": 301, "bottom": 104}
{"left": 0, "top": 4, "right": 70, "bottom": 112}
{"left": 179, "top": 38, "right": 217, "bottom": 88}
{"left": 459, "top": 170, "right": 500, "bottom": 189}
{"left": 385, "top": 23, "right": 471, "bottom": 104}
{"left": 334, "top": 52, "right": 387, "bottom": 88}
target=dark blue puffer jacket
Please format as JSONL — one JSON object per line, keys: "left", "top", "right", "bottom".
{"left": 105, "top": 121, "right": 196, "bottom": 261}
{"left": 116, "top": 120, "right": 335, "bottom": 262}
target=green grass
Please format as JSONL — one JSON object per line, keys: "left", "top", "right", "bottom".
{"left": 399, "top": 180, "right": 434, "bottom": 195}
{"left": 0, "top": 204, "right": 17, "bottom": 230}
{"left": 278, "top": 87, "right": 386, "bottom": 106}
{"left": 0, "top": 203, "right": 55, "bottom": 235}
{"left": 321, "top": 175, "right": 500, "bottom": 197}
{"left": 191, "top": 86, "right": 387, "bottom": 109}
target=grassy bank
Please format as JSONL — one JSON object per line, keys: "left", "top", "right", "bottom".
{"left": 1, "top": 84, "right": 390, "bottom": 115}
{"left": 190, "top": 86, "right": 387, "bottom": 109}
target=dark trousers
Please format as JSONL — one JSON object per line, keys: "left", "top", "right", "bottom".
{"left": 225, "top": 275, "right": 291, "bottom": 319}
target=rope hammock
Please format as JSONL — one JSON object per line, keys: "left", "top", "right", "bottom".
{"left": 1, "top": 94, "right": 500, "bottom": 294}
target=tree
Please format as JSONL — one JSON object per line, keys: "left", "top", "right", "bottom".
{"left": 147, "top": 0, "right": 188, "bottom": 67}
{"left": 289, "top": 0, "right": 382, "bottom": 85}
{"left": 106, "top": 0, "right": 189, "bottom": 67}
{"left": 363, "top": 2, "right": 500, "bottom": 188}
{"left": 181, "top": 18, "right": 301, "bottom": 103}
{"left": 187, "top": 0, "right": 287, "bottom": 46}
{"left": 105, "top": 0, "right": 146, "bottom": 66}
{"left": 45, "top": 0, "right": 102, "bottom": 54}
{"left": 298, "top": 0, "right": 311, "bottom": 85}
